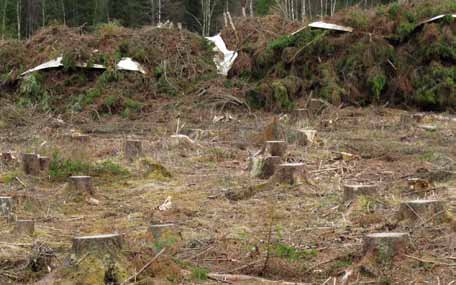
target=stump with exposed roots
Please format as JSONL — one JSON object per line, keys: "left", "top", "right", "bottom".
{"left": 15, "top": 220, "right": 35, "bottom": 236}
{"left": 69, "top": 176, "right": 94, "bottom": 195}
{"left": 363, "top": 232, "right": 409, "bottom": 266}
{"left": 272, "top": 163, "right": 306, "bottom": 185}
{"left": 250, "top": 156, "right": 282, "bottom": 179}
{"left": 0, "top": 196, "right": 13, "bottom": 217}
{"left": 124, "top": 140, "right": 143, "bottom": 160}
{"left": 343, "top": 184, "right": 378, "bottom": 202}
{"left": 398, "top": 199, "right": 446, "bottom": 223}
{"left": 72, "top": 234, "right": 122, "bottom": 256}
{"left": 22, "top": 153, "right": 41, "bottom": 176}
{"left": 265, "top": 141, "right": 287, "bottom": 157}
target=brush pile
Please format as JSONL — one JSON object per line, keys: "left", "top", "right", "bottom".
{"left": 224, "top": 0, "right": 456, "bottom": 112}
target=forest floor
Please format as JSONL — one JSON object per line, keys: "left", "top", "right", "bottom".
{"left": 0, "top": 97, "right": 455, "bottom": 284}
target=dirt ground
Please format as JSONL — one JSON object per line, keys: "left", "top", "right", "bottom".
{"left": 0, "top": 97, "right": 455, "bottom": 284}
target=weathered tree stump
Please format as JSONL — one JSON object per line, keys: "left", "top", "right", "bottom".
{"left": 0, "top": 196, "right": 13, "bottom": 217}
{"left": 149, "top": 223, "right": 176, "bottom": 240}
{"left": 399, "top": 114, "right": 413, "bottom": 127}
{"left": 70, "top": 134, "right": 90, "bottom": 143}
{"left": 124, "top": 140, "right": 143, "bottom": 160}
{"left": 272, "top": 163, "right": 306, "bottom": 185}
{"left": 1, "top": 152, "right": 14, "bottom": 162}
{"left": 39, "top": 156, "right": 50, "bottom": 173}
{"left": 343, "top": 184, "right": 378, "bottom": 202}
{"left": 286, "top": 129, "right": 316, "bottom": 146}
{"left": 22, "top": 153, "right": 41, "bottom": 176}
{"left": 72, "top": 234, "right": 122, "bottom": 256}
{"left": 69, "top": 176, "right": 94, "bottom": 195}
{"left": 407, "top": 178, "right": 431, "bottom": 192}
{"left": 15, "top": 220, "right": 35, "bottom": 236}
{"left": 398, "top": 199, "right": 446, "bottom": 223}
{"left": 363, "top": 233, "right": 409, "bottom": 265}
{"left": 265, "top": 141, "right": 287, "bottom": 157}
{"left": 250, "top": 156, "right": 281, "bottom": 179}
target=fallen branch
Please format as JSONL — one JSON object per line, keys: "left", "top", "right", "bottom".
{"left": 405, "top": 254, "right": 456, "bottom": 266}
{"left": 121, "top": 248, "right": 166, "bottom": 284}
{"left": 207, "top": 273, "right": 311, "bottom": 285}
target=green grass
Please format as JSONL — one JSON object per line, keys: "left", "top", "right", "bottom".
{"left": 191, "top": 267, "right": 209, "bottom": 281}
{"left": 49, "top": 152, "right": 129, "bottom": 181}
{"left": 273, "top": 243, "right": 317, "bottom": 261}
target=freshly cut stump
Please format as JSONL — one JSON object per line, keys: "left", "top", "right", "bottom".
{"left": 265, "top": 141, "right": 287, "bottom": 157}
{"left": 363, "top": 233, "right": 409, "bottom": 265}
{"left": 39, "top": 156, "right": 50, "bottom": 173}
{"left": 398, "top": 199, "right": 446, "bottom": 223}
{"left": 15, "top": 220, "right": 35, "bottom": 236}
{"left": 22, "top": 153, "right": 41, "bottom": 176}
{"left": 250, "top": 156, "right": 282, "bottom": 179}
{"left": 0, "top": 196, "right": 13, "bottom": 216}
{"left": 69, "top": 176, "right": 94, "bottom": 195}
{"left": 343, "top": 184, "right": 378, "bottom": 202}
{"left": 273, "top": 163, "right": 306, "bottom": 185}
{"left": 72, "top": 234, "right": 122, "bottom": 256}
{"left": 124, "top": 140, "right": 143, "bottom": 160}
{"left": 286, "top": 129, "right": 316, "bottom": 146}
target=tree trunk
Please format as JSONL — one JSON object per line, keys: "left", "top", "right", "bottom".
{"left": 17, "top": 0, "right": 20, "bottom": 39}
{"left": 1, "top": 0, "right": 7, "bottom": 40}
{"left": 61, "top": 0, "right": 65, "bottom": 25}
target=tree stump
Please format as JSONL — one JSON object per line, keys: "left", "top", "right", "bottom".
{"left": 0, "top": 196, "right": 13, "bottom": 217}
{"left": 70, "top": 134, "right": 90, "bottom": 143}
{"left": 399, "top": 114, "right": 413, "bottom": 128}
{"left": 15, "top": 220, "right": 35, "bottom": 236}
{"left": 343, "top": 184, "right": 378, "bottom": 202}
{"left": 363, "top": 233, "right": 409, "bottom": 266}
{"left": 250, "top": 156, "right": 281, "bottom": 179}
{"left": 265, "top": 141, "right": 287, "bottom": 157}
{"left": 286, "top": 129, "right": 316, "bottom": 146}
{"left": 1, "top": 152, "right": 13, "bottom": 162}
{"left": 149, "top": 223, "right": 176, "bottom": 240}
{"left": 407, "top": 178, "right": 431, "bottom": 192}
{"left": 124, "top": 140, "right": 143, "bottom": 160}
{"left": 272, "top": 163, "right": 306, "bottom": 185}
{"left": 69, "top": 176, "right": 94, "bottom": 195}
{"left": 72, "top": 234, "right": 122, "bottom": 256}
{"left": 39, "top": 156, "right": 50, "bottom": 173}
{"left": 22, "top": 153, "right": 41, "bottom": 176}
{"left": 398, "top": 199, "right": 446, "bottom": 223}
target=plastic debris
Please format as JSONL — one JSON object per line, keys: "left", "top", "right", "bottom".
{"left": 21, "top": 56, "right": 147, "bottom": 77}
{"left": 308, "top": 21, "right": 353, "bottom": 33}
{"left": 205, "top": 33, "right": 238, "bottom": 76}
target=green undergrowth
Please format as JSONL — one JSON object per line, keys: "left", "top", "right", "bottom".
{"left": 243, "top": 0, "right": 456, "bottom": 112}
{"left": 49, "top": 152, "right": 129, "bottom": 182}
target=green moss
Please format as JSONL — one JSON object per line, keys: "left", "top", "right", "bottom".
{"left": 272, "top": 80, "right": 293, "bottom": 111}
{"left": 139, "top": 158, "right": 172, "bottom": 180}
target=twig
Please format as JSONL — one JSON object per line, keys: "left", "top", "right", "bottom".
{"left": 405, "top": 254, "right": 456, "bottom": 266}
{"left": 121, "top": 248, "right": 166, "bottom": 284}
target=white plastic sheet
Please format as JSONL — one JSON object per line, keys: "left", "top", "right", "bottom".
{"left": 21, "top": 56, "right": 147, "bottom": 76}
{"left": 308, "top": 21, "right": 353, "bottom": 33}
{"left": 205, "top": 34, "right": 238, "bottom": 76}
{"left": 417, "top": 14, "right": 456, "bottom": 26}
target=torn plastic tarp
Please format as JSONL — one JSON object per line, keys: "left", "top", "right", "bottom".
{"left": 308, "top": 21, "right": 353, "bottom": 33}
{"left": 205, "top": 34, "right": 238, "bottom": 76}
{"left": 21, "top": 57, "right": 147, "bottom": 77}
